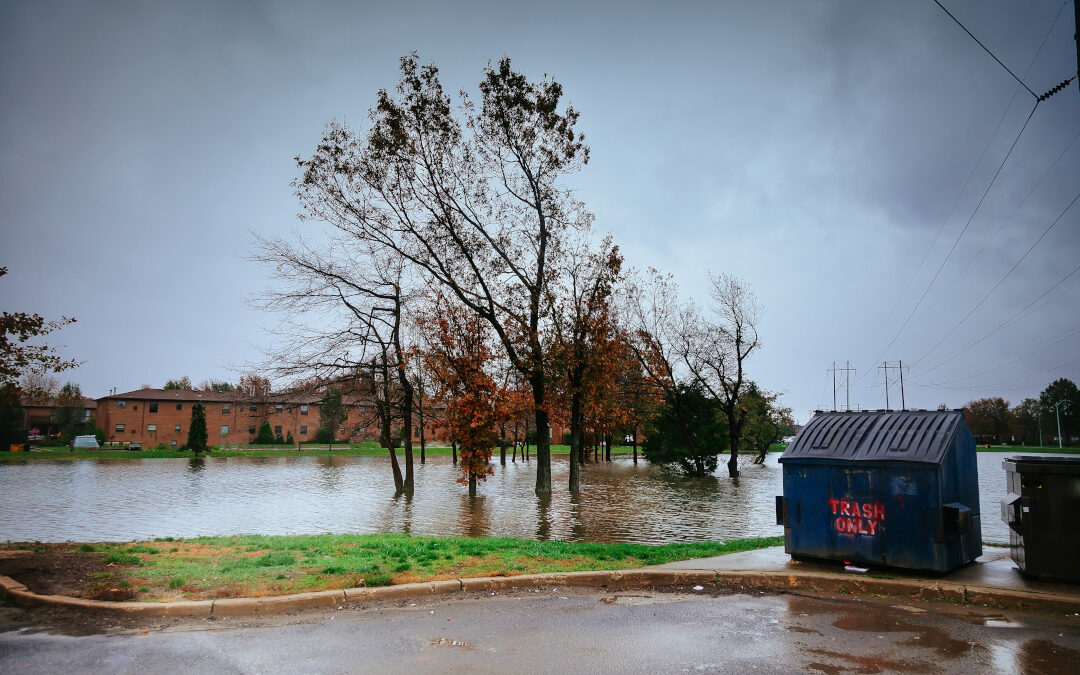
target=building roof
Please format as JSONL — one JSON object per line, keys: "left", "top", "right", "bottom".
{"left": 98, "top": 388, "right": 247, "bottom": 403}
{"left": 780, "top": 410, "right": 969, "bottom": 464}
{"left": 96, "top": 388, "right": 337, "bottom": 406}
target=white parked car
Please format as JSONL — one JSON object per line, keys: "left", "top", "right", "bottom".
{"left": 72, "top": 435, "right": 100, "bottom": 449}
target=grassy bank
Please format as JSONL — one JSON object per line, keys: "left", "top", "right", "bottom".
{"left": 1, "top": 443, "right": 787, "bottom": 462}
{"left": 1, "top": 534, "right": 783, "bottom": 602}
{"left": 975, "top": 444, "right": 1079, "bottom": 453}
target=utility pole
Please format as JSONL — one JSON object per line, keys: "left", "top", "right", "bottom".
{"left": 899, "top": 359, "right": 906, "bottom": 411}
{"left": 878, "top": 361, "right": 909, "bottom": 411}
{"left": 1075, "top": 0, "right": 1080, "bottom": 97}
{"left": 827, "top": 361, "right": 857, "bottom": 411}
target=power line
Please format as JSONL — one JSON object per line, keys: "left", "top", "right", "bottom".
{"left": 918, "top": 325, "right": 1080, "bottom": 385}
{"left": 932, "top": 0, "right": 1039, "bottom": 98}
{"left": 915, "top": 356, "right": 1080, "bottom": 391}
{"left": 851, "top": 87, "right": 1025, "bottom": 367}
{"left": 910, "top": 128, "right": 1080, "bottom": 328}
{"left": 910, "top": 189, "right": 1080, "bottom": 369}
{"left": 916, "top": 262, "right": 1080, "bottom": 375}
{"left": 854, "top": 101, "right": 1041, "bottom": 385}
{"left": 855, "top": 1, "right": 1072, "bottom": 376}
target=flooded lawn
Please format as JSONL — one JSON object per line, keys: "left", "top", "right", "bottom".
{"left": 0, "top": 453, "right": 1022, "bottom": 543}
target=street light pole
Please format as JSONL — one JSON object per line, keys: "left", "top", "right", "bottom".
{"left": 1054, "top": 400, "right": 1068, "bottom": 449}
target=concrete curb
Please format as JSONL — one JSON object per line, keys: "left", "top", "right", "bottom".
{"left": 2, "top": 568, "right": 1078, "bottom": 617}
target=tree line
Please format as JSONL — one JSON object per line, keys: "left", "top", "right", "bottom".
{"left": 252, "top": 54, "right": 794, "bottom": 496}
{"left": 962, "top": 377, "right": 1079, "bottom": 446}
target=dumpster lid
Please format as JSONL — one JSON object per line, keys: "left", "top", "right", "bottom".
{"left": 1002, "top": 455, "right": 1080, "bottom": 474}
{"left": 780, "top": 410, "right": 967, "bottom": 464}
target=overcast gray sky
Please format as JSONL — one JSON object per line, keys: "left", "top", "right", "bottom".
{"left": 2, "top": 0, "right": 1078, "bottom": 422}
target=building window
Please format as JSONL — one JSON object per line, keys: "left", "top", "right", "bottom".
{"left": 82, "top": 409, "right": 92, "bottom": 421}
{"left": 249, "top": 405, "right": 257, "bottom": 412}
{"left": 222, "top": 404, "right": 231, "bottom": 415}
{"left": 176, "top": 402, "right": 183, "bottom": 410}
{"left": 274, "top": 425, "right": 282, "bottom": 435}
{"left": 117, "top": 400, "right": 126, "bottom": 409}
{"left": 275, "top": 404, "right": 283, "bottom": 412}
{"left": 300, "top": 404, "right": 309, "bottom": 416}
{"left": 170, "top": 440, "right": 177, "bottom": 447}
{"left": 149, "top": 401, "right": 158, "bottom": 413}
{"left": 414, "top": 426, "right": 420, "bottom": 438}
{"left": 115, "top": 424, "right": 125, "bottom": 433}
{"left": 174, "top": 425, "right": 181, "bottom": 433}
{"left": 300, "top": 425, "right": 307, "bottom": 435}
{"left": 148, "top": 424, "right": 157, "bottom": 432}
{"left": 248, "top": 426, "right": 256, "bottom": 434}
{"left": 221, "top": 425, "right": 229, "bottom": 435}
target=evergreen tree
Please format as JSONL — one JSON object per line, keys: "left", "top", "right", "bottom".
{"left": 642, "top": 383, "right": 727, "bottom": 476}
{"left": 187, "top": 402, "right": 208, "bottom": 456}
{"left": 286, "top": 432, "right": 295, "bottom": 446}
{"left": 274, "top": 433, "right": 285, "bottom": 444}
{"left": 254, "top": 421, "right": 275, "bottom": 444}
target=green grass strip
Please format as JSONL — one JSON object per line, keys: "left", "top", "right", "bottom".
{"left": 7, "top": 533, "right": 782, "bottom": 601}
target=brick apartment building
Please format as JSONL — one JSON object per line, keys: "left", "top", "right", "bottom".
{"left": 21, "top": 397, "right": 96, "bottom": 439}
{"left": 93, "top": 388, "right": 452, "bottom": 448}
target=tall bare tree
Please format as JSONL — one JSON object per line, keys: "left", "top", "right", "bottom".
{"left": 678, "top": 274, "right": 761, "bottom": 478}
{"left": 293, "top": 54, "right": 591, "bottom": 494}
{"left": 252, "top": 234, "right": 417, "bottom": 492}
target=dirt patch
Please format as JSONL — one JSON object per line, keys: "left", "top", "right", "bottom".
{"left": 0, "top": 545, "right": 127, "bottom": 599}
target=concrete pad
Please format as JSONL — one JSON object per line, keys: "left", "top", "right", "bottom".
{"left": 660, "top": 546, "right": 1080, "bottom": 602}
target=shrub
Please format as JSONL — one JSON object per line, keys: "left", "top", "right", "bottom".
{"left": 285, "top": 432, "right": 295, "bottom": 445}
{"left": 316, "top": 428, "right": 334, "bottom": 444}
{"left": 254, "top": 421, "right": 275, "bottom": 444}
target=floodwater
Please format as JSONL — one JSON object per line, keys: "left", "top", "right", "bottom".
{"left": 0, "top": 452, "right": 1032, "bottom": 544}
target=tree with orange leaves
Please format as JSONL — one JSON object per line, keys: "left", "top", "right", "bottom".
{"left": 550, "top": 234, "right": 623, "bottom": 491}
{"left": 420, "top": 295, "right": 500, "bottom": 496}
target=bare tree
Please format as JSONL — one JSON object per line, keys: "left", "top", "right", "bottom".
{"left": 621, "top": 269, "right": 707, "bottom": 469}
{"left": 19, "top": 371, "right": 59, "bottom": 403}
{"left": 251, "top": 234, "right": 417, "bottom": 492}
{"left": 293, "top": 54, "right": 591, "bottom": 494}
{"left": 678, "top": 274, "right": 761, "bottom": 478}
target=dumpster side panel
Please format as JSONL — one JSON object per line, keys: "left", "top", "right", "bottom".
{"left": 782, "top": 462, "right": 834, "bottom": 559}
{"left": 880, "top": 467, "right": 938, "bottom": 570}
{"left": 827, "top": 466, "right": 887, "bottom": 564}
{"left": 1017, "top": 462, "right": 1080, "bottom": 582}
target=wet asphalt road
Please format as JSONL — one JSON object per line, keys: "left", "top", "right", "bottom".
{"left": 1, "top": 586, "right": 1078, "bottom": 674}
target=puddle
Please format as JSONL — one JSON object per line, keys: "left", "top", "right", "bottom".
{"left": 788, "top": 596, "right": 973, "bottom": 658}
{"left": 428, "top": 637, "right": 474, "bottom": 650}
{"left": 1018, "top": 639, "right": 1080, "bottom": 674}
{"left": 598, "top": 594, "right": 689, "bottom": 606}
{"left": 804, "top": 648, "right": 931, "bottom": 674}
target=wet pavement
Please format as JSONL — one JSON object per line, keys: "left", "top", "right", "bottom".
{"left": 2, "top": 585, "right": 1078, "bottom": 673}
{"left": 657, "top": 546, "right": 1080, "bottom": 601}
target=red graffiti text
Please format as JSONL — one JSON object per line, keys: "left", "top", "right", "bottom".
{"left": 828, "top": 498, "right": 885, "bottom": 536}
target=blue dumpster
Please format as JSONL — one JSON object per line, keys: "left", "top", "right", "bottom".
{"left": 776, "top": 410, "right": 981, "bottom": 573}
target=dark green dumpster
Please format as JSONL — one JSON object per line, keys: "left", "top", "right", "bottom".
{"left": 776, "top": 410, "right": 982, "bottom": 572}
{"left": 1001, "top": 456, "right": 1080, "bottom": 583}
